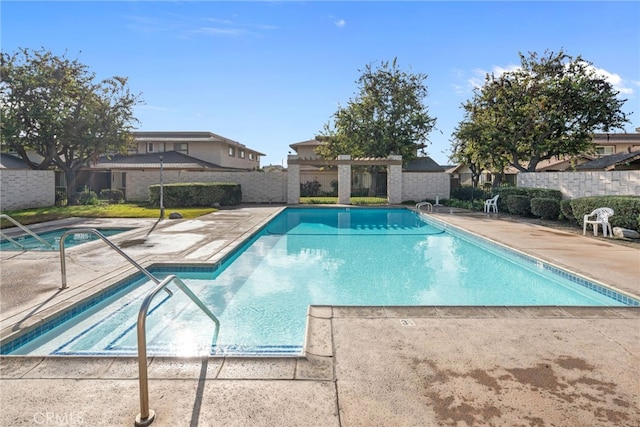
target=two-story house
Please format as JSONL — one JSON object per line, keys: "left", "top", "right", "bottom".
{"left": 76, "top": 131, "right": 265, "bottom": 195}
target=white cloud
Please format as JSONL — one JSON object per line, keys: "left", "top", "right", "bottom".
{"left": 335, "top": 19, "right": 346, "bottom": 28}
{"left": 492, "top": 64, "right": 520, "bottom": 76}
{"left": 589, "top": 65, "right": 634, "bottom": 96}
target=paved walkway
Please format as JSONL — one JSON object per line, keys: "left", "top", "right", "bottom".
{"left": 1, "top": 206, "right": 639, "bottom": 426}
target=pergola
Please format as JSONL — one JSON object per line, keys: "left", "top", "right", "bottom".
{"left": 286, "top": 154, "right": 403, "bottom": 204}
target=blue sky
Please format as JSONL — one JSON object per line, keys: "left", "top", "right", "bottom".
{"left": 2, "top": 1, "right": 639, "bottom": 167}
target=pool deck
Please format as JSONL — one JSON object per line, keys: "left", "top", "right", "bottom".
{"left": 1, "top": 205, "right": 639, "bottom": 426}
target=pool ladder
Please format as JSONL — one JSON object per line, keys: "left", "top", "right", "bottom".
{"left": 135, "top": 274, "right": 220, "bottom": 427}
{"left": 58, "top": 228, "right": 220, "bottom": 427}
{"left": 415, "top": 201, "right": 433, "bottom": 213}
{"left": 0, "top": 214, "right": 55, "bottom": 250}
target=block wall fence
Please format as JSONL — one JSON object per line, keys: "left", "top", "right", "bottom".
{"left": 518, "top": 171, "right": 640, "bottom": 198}
{"left": 124, "top": 170, "right": 288, "bottom": 203}
{"left": 0, "top": 170, "right": 55, "bottom": 211}
{"left": 2, "top": 170, "right": 639, "bottom": 211}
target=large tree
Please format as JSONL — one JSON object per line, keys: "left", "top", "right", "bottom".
{"left": 1, "top": 48, "right": 142, "bottom": 202}
{"left": 316, "top": 58, "right": 436, "bottom": 162}
{"left": 452, "top": 50, "right": 630, "bottom": 174}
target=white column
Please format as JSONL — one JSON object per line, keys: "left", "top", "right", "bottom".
{"left": 387, "top": 155, "right": 403, "bottom": 204}
{"left": 338, "top": 155, "right": 351, "bottom": 205}
{"left": 287, "top": 156, "right": 300, "bottom": 204}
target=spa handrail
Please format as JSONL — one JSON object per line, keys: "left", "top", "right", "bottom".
{"left": 0, "top": 214, "right": 55, "bottom": 250}
{"left": 415, "top": 201, "right": 433, "bottom": 213}
{"left": 59, "top": 228, "right": 171, "bottom": 296}
{"left": 135, "top": 274, "right": 220, "bottom": 427}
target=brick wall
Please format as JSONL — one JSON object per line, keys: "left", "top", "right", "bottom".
{"left": 0, "top": 170, "right": 55, "bottom": 211}
{"left": 518, "top": 171, "right": 640, "bottom": 198}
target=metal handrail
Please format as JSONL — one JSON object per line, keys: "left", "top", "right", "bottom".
{"left": 135, "top": 274, "right": 220, "bottom": 427}
{"left": 415, "top": 201, "right": 433, "bottom": 213}
{"left": 59, "top": 228, "right": 171, "bottom": 296}
{"left": 0, "top": 214, "right": 55, "bottom": 250}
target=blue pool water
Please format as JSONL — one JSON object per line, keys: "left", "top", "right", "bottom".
{"left": 0, "top": 227, "right": 132, "bottom": 251}
{"left": 3, "top": 208, "right": 636, "bottom": 356}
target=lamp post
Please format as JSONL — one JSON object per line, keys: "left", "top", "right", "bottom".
{"left": 159, "top": 155, "right": 165, "bottom": 219}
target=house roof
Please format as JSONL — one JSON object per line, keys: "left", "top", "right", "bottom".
{"left": 534, "top": 155, "right": 595, "bottom": 172}
{"left": 289, "top": 139, "right": 322, "bottom": 150}
{"left": 133, "top": 131, "right": 266, "bottom": 156}
{"left": 592, "top": 132, "right": 640, "bottom": 146}
{"left": 575, "top": 150, "right": 640, "bottom": 171}
{"left": 0, "top": 153, "right": 29, "bottom": 169}
{"left": 403, "top": 157, "right": 445, "bottom": 172}
{"left": 91, "top": 151, "right": 246, "bottom": 171}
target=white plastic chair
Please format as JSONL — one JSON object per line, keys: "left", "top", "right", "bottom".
{"left": 484, "top": 195, "right": 499, "bottom": 213}
{"left": 583, "top": 207, "right": 614, "bottom": 237}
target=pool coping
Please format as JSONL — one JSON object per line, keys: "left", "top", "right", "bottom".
{"left": 2, "top": 206, "right": 638, "bottom": 357}
{"left": 2, "top": 305, "right": 639, "bottom": 381}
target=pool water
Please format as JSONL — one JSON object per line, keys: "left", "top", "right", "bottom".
{"left": 3, "top": 208, "right": 635, "bottom": 356}
{"left": 0, "top": 227, "right": 132, "bottom": 251}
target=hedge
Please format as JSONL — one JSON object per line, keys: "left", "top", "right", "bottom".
{"left": 149, "top": 182, "right": 241, "bottom": 207}
{"left": 560, "top": 199, "right": 574, "bottom": 220}
{"left": 530, "top": 198, "right": 561, "bottom": 220}
{"left": 569, "top": 196, "right": 640, "bottom": 231}
{"left": 495, "top": 187, "right": 562, "bottom": 214}
{"left": 99, "top": 189, "right": 125, "bottom": 203}
{"left": 505, "top": 194, "right": 531, "bottom": 216}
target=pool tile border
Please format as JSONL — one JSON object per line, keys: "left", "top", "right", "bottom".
{"left": 423, "top": 214, "right": 640, "bottom": 307}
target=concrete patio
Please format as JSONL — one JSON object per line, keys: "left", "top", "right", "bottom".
{"left": 1, "top": 206, "right": 638, "bottom": 426}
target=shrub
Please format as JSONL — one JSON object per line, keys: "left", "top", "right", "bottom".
{"left": 560, "top": 200, "right": 574, "bottom": 220}
{"left": 495, "top": 187, "right": 529, "bottom": 212}
{"left": 451, "top": 186, "right": 485, "bottom": 201}
{"left": 506, "top": 195, "right": 531, "bottom": 216}
{"left": 447, "top": 199, "right": 485, "bottom": 211}
{"left": 495, "top": 187, "right": 562, "bottom": 214}
{"left": 149, "top": 182, "right": 241, "bottom": 207}
{"left": 75, "top": 188, "right": 99, "bottom": 205}
{"left": 76, "top": 191, "right": 97, "bottom": 205}
{"left": 530, "top": 198, "right": 561, "bottom": 220}
{"left": 570, "top": 196, "right": 640, "bottom": 231}
{"left": 300, "top": 180, "right": 321, "bottom": 197}
{"left": 99, "top": 189, "right": 124, "bottom": 203}
{"left": 525, "top": 188, "right": 563, "bottom": 201}
{"left": 55, "top": 187, "right": 68, "bottom": 207}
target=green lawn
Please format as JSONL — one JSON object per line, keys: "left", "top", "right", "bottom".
{"left": 0, "top": 203, "right": 217, "bottom": 228}
{"left": 300, "top": 196, "right": 388, "bottom": 205}
{"left": 2, "top": 197, "right": 391, "bottom": 228}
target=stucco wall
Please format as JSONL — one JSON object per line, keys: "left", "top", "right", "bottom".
{"left": 402, "top": 172, "right": 451, "bottom": 202}
{"left": 125, "top": 170, "right": 288, "bottom": 203}
{"left": 0, "top": 170, "right": 55, "bottom": 211}
{"left": 518, "top": 171, "right": 640, "bottom": 198}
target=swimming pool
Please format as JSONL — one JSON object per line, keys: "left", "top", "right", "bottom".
{"left": 0, "top": 227, "right": 132, "bottom": 251}
{"left": 2, "top": 207, "right": 637, "bottom": 356}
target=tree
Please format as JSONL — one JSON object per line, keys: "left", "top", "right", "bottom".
{"left": 1, "top": 48, "right": 142, "bottom": 203}
{"left": 316, "top": 58, "right": 436, "bottom": 162}
{"left": 453, "top": 50, "right": 630, "bottom": 174}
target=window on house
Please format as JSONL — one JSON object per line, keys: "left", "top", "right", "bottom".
{"left": 249, "top": 153, "right": 254, "bottom": 160}
{"left": 595, "top": 146, "right": 615, "bottom": 156}
{"left": 147, "top": 142, "right": 154, "bottom": 153}
{"left": 174, "top": 143, "right": 188, "bottom": 154}
{"left": 240, "top": 150, "right": 245, "bottom": 159}
{"left": 229, "top": 146, "right": 235, "bottom": 156}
